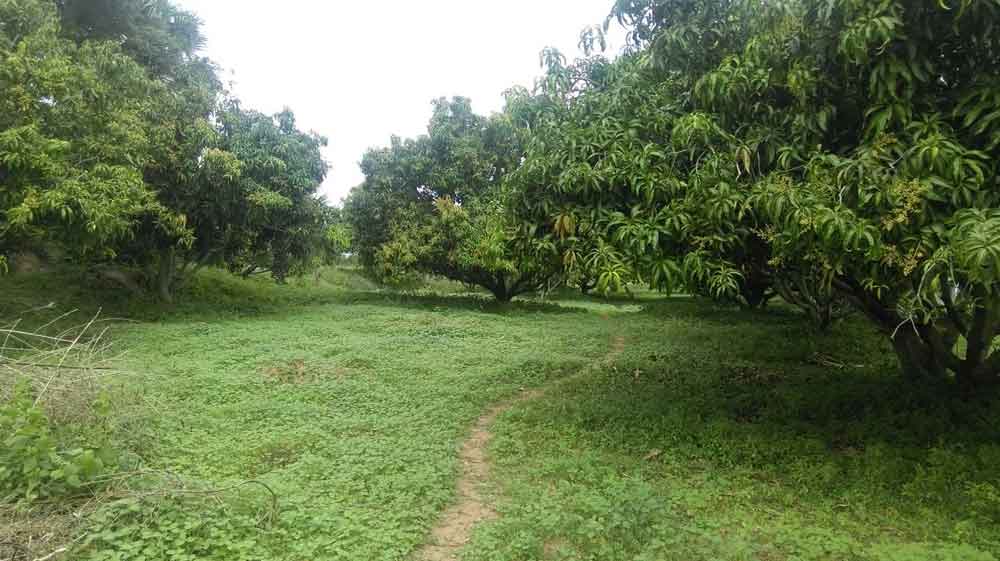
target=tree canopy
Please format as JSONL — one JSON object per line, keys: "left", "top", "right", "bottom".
{"left": 346, "top": 97, "right": 559, "bottom": 301}
{"left": 507, "top": 0, "right": 1000, "bottom": 387}
{"left": 0, "top": 0, "right": 328, "bottom": 297}
{"left": 0, "top": 0, "right": 175, "bottom": 269}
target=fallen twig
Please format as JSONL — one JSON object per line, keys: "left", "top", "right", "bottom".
{"left": 0, "top": 362, "right": 118, "bottom": 371}
{"left": 32, "top": 546, "right": 68, "bottom": 561}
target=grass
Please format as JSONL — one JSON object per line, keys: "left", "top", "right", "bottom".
{"left": 468, "top": 303, "right": 1000, "bottom": 561}
{"left": 1, "top": 267, "right": 998, "bottom": 560}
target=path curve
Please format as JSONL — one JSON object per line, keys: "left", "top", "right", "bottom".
{"left": 415, "top": 334, "right": 626, "bottom": 561}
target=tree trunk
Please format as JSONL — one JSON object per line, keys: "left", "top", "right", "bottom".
{"left": 890, "top": 327, "right": 949, "bottom": 381}
{"left": 740, "top": 282, "right": 772, "bottom": 309}
{"left": 967, "top": 356, "right": 1000, "bottom": 390}
{"left": 490, "top": 284, "right": 513, "bottom": 303}
{"left": 157, "top": 247, "right": 176, "bottom": 303}
{"left": 738, "top": 263, "right": 774, "bottom": 310}
{"left": 774, "top": 275, "right": 846, "bottom": 332}
{"left": 885, "top": 309, "right": 999, "bottom": 391}
{"left": 815, "top": 308, "right": 833, "bottom": 332}
{"left": 487, "top": 275, "right": 514, "bottom": 303}
{"left": 956, "top": 295, "right": 1000, "bottom": 390}
{"left": 835, "top": 277, "right": 1000, "bottom": 390}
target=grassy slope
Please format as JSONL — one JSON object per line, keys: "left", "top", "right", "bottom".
{"left": 2, "top": 269, "right": 998, "bottom": 560}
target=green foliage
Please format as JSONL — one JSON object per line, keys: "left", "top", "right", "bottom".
{"left": 509, "top": 52, "right": 776, "bottom": 308}
{"left": 209, "top": 103, "right": 329, "bottom": 284}
{"left": 9, "top": 269, "right": 606, "bottom": 559}
{"left": 0, "top": 0, "right": 174, "bottom": 258}
{"left": 57, "top": 0, "right": 207, "bottom": 78}
{"left": 346, "top": 97, "right": 559, "bottom": 301}
{"left": 3, "top": 269, "right": 999, "bottom": 559}
{"left": 81, "top": 497, "right": 265, "bottom": 561}
{"left": 1, "top": 0, "right": 331, "bottom": 301}
{"left": 0, "top": 381, "right": 116, "bottom": 502}
{"left": 6, "top": 0, "right": 1000, "bottom": 558}
{"left": 463, "top": 301, "right": 1000, "bottom": 561}
{"left": 321, "top": 206, "right": 353, "bottom": 264}
{"left": 107, "top": 14, "right": 329, "bottom": 298}
{"left": 513, "top": 0, "right": 1000, "bottom": 384}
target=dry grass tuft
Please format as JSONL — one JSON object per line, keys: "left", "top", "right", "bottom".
{"left": 261, "top": 358, "right": 311, "bottom": 384}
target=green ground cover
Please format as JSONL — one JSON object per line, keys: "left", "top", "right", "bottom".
{"left": 1, "top": 269, "right": 998, "bottom": 560}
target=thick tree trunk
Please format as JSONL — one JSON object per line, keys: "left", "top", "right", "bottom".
{"left": 486, "top": 273, "right": 531, "bottom": 303}
{"left": 956, "top": 295, "right": 1000, "bottom": 390}
{"left": 890, "top": 327, "right": 949, "bottom": 381}
{"left": 958, "top": 296, "right": 995, "bottom": 385}
{"left": 740, "top": 282, "right": 772, "bottom": 310}
{"left": 967, "top": 356, "right": 1000, "bottom": 389}
{"left": 814, "top": 309, "right": 833, "bottom": 332}
{"left": 492, "top": 289, "right": 513, "bottom": 303}
{"left": 157, "top": 247, "right": 176, "bottom": 303}
{"left": 737, "top": 237, "right": 775, "bottom": 309}
{"left": 489, "top": 278, "right": 513, "bottom": 303}
{"left": 835, "top": 277, "right": 999, "bottom": 390}
{"left": 737, "top": 264, "right": 774, "bottom": 310}
{"left": 891, "top": 323, "right": 999, "bottom": 391}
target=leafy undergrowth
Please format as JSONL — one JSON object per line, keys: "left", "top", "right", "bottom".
{"left": 2, "top": 269, "right": 998, "bottom": 560}
{"left": 101, "top": 303, "right": 617, "bottom": 560}
{"left": 0, "top": 312, "right": 145, "bottom": 560}
{"left": 467, "top": 303, "right": 1000, "bottom": 561}
{"left": 3, "top": 268, "right": 619, "bottom": 560}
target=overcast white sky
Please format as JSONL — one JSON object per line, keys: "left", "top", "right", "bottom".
{"left": 173, "top": 1, "right": 623, "bottom": 204}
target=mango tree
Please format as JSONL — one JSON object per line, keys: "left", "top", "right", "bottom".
{"left": 737, "top": 0, "right": 1000, "bottom": 386}
{"left": 602, "top": 0, "right": 1000, "bottom": 385}
{"left": 0, "top": 0, "right": 181, "bottom": 273}
{"left": 509, "top": 51, "right": 779, "bottom": 307}
{"left": 32, "top": 0, "right": 331, "bottom": 300}
{"left": 346, "top": 97, "right": 559, "bottom": 302}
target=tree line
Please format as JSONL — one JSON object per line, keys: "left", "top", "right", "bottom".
{"left": 345, "top": 0, "right": 1000, "bottom": 388}
{"left": 3, "top": 0, "right": 999, "bottom": 387}
{"left": 1, "top": 0, "right": 334, "bottom": 301}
